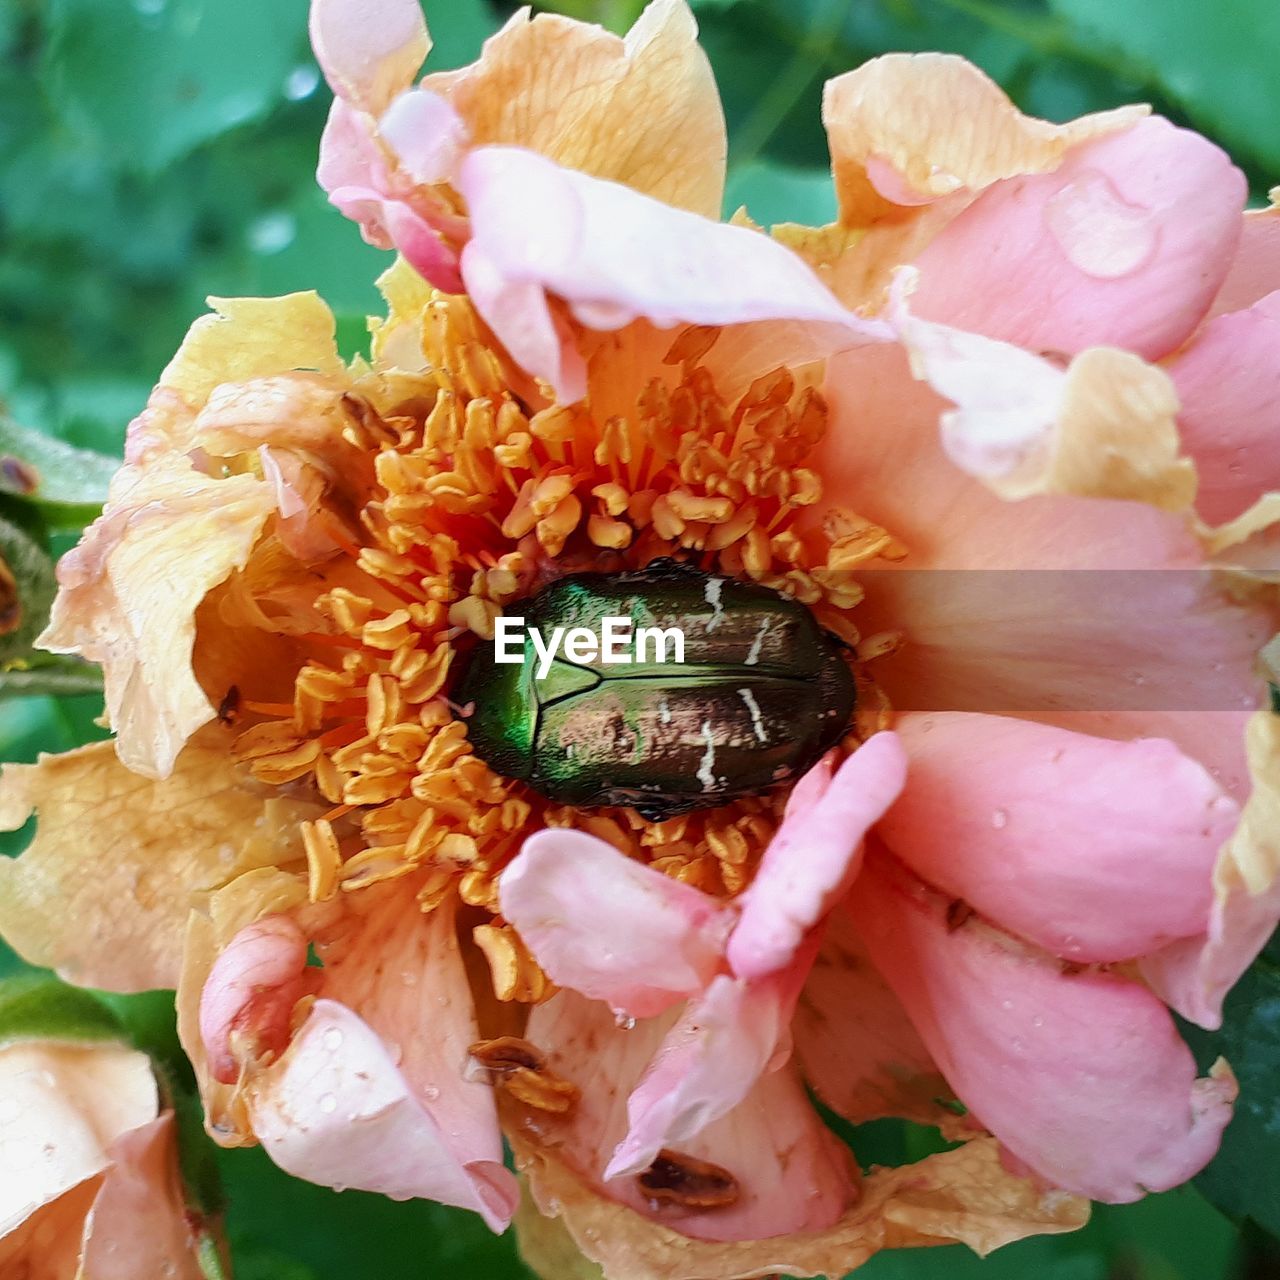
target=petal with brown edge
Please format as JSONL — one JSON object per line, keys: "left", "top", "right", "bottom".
{"left": 38, "top": 456, "right": 276, "bottom": 778}
{"left": 422, "top": 0, "right": 726, "bottom": 218}
{"left": 822, "top": 53, "right": 1144, "bottom": 226}
{"left": 0, "top": 729, "right": 319, "bottom": 992}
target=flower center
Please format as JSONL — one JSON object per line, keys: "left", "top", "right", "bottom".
{"left": 227, "top": 290, "right": 901, "bottom": 1003}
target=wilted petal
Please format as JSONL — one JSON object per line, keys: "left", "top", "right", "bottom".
{"left": 822, "top": 53, "right": 1144, "bottom": 223}
{"left": 1141, "top": 711, "right": 1280, "bottom": 1029}
{"left": 889, "top": 275, "right": 1194, "bottom": 510}
{"left": 500, "top": 827, "right": 732, "bottom": 1018}
{"left": 850, "top": 851, "right": 1236, "bottom": 1203}
{"left": 1167, "top": 291, "right": 1280, "bottom": 524}
{"left": 39, "top": 456, "right": 276, "bottom": 778}
{"left": 0, "top": 730, "right": 318, "bottom": 991}
{"left": 726, "top": 732, "right": 906, "bottom": 981}
{"left": 0, "top": 1041, "right": 157, "bottom": 1236}
{"left": 911, "top": 118, "right": 1245, "bottom": 362}
{"left": 423, "top": 0, "right": 726, "bottom": 217}
{"left": 882, "top": 714, "right": 1237, "bottom": 963}
{"left": 459, "top": 146, "right": 884, "bottom": 402}
{"left": 605, "top": 972, "right": 796, "bottom": 1180}
{"left": 309, "top": 0, "right": 429, "bottom": 115}
{"left": 525, "top": 992, "right": 854, "bottom": 1244}
{"left": 249, "top": 998, "right": 517, "bottom": 1229}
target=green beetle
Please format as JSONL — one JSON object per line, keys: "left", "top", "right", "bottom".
{"left": 453, "top": 559, "right": 855, "bottom": 819}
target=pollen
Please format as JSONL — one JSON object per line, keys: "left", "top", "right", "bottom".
{"left": 225, "top": 290, "right": 901, "bottom": 1004}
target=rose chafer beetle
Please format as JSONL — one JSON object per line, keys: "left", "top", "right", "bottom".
{"left": 453, "top": 559, "right": 856, "bottom": 820}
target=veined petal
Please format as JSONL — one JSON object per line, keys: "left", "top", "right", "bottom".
{"left": 1141, "top": 711, "right": 1280, "bottom": 1029}
{"left": 458, "top": 146, "right": 885, "bottom": 402}
{"left": 248, "top": 998, "right": 517, "bottom": 1229}
{"left": 1167, "top": 291, "right": 1280, "bottom": 524}
{"left": 822, "top": 53, "right": 1144, "bottom": 224}
{"left": 882, "top": 714, "right": 1237, "bottom": 963}
{"left": 850, "top": 851, "right": 1236, "bottom": 1203}
{"left": 500, "top": 828, "right": 732, "bottom": 1019}
{"left": 725, "top": 732, "right": 907, "bottom": 981}
{"left": 39, "top": 456, "right": 276, "bottom": 778}
{"left": 0, "top": 730, "right": 317, "bottom": 992}
{"left": 911, "top": 118, "right": 1245, "bottom": 362}
{"left": 309, "top": 0, "right": 428, "bottom": 116}
{"left": 422, "top": 0, "right": 726, "bottom": 217}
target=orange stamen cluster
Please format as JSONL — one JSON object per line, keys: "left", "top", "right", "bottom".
{"left": 227, "top": 293, "right": 900, "bottom": 1001}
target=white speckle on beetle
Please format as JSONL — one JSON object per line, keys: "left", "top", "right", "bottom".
{"left": 704, "top": 577, "right": 725, "bottom": 632}
{"left": 659, "top": 698, "right": 672, "bottom": 725}
{"left": 738, "top": 688, "right": 767, "bottom": 743}
{"left": 744, "top": 615, "right": 770, "bottom": 665}
{"left": 697, "top": 719, "right": 717, "bottom": 791}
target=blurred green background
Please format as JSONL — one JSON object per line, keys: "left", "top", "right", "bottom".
{"left": 1, "top": 0, "right": 1278, "bottom": 1276}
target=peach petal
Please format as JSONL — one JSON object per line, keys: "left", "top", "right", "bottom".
{"left": 458, "top": 146, "right": 885, "bottom": 402}
{"left": 1167, "top": 291, "right": 1280, "bottom": 524}
{"left": 500, "top": 828, "right": 732, "bottom": 1019}
{"left": 79, "top": 1114, "right": 205, "bottom": 1279}
{"left": 0, "top": 730, "right": 317, "bottom": 992}
{"left": 911, "top": 118, "right": 1245, "bottom": 361}
{"left": 725, "top": 732, "right": 907, "bottom": 981}
{"left": 422, "top": 0, "right": 726, "bottom": 217}
{"left": 850, "top": 852, "right": 1237, "bottom": 1202}
{"left": 248, "top": 998, "right": 517, "bottom": 1229}
{"left": 1141, "top": 711, "right": 1280, "bottom": 1029}
{"left": 38, "top": 455, "right": 276, "bottom": 778}
{"left": 525, "top": 992, "right": 854, "bottom": 1244}
{"left": 0, "top": 1041, "right": 157, "bottom": 1236}
{"left": 882, "top": 714, "right": 1237, "bottom": 963}
{"left": 198, "top": 915, "right": 309, "bottom": 1085}
{"left": 822, "top": 52, "right": 1145, "bottom": 224}
{"left": 309, "top": 0, "right": 428, "bottom": 116}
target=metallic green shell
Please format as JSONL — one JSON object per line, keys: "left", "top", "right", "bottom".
{"left": 453, "top": 560, "right": 855, "bottom": 818}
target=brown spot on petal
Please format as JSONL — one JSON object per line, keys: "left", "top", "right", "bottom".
{"left": 638, "top": 1149, "right": 739, "bottom": 1209}
{"left": 945, "top": 899, "right": 974, "bottom": 933}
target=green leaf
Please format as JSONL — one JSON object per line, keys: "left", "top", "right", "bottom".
{"left": 43, "top": 0, "right": 306, "bottom": 173}
{"left": 1049, "top": 0, "right": 1280, "bottom": 176}
{"left": 724, "top": 160, "right": 837, "bottom": 228}
{"left": 0, "top": 415, "right": 117, "bottom": 518}
{"left": 0, "top": 973, "right": 125, "bottom": 1046}
{"left": 0, "top": 510, "right": 56, "bottom": 668}
{"left": 1181, "top": 953, "right": 1280, "bottom": 1238}
{"left": 0, "top": 661, "right": 103, "bottom": 700}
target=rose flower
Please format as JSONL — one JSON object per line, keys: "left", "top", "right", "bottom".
{"left": 2, "top": 0, "right": 1279, "bottom": 1276}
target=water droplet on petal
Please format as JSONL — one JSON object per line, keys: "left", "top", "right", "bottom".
{"left": 318, "top": 1092, "right": 337, "bottom": 1114}
{"left": 322, "top": 1027, "right": 344, "bottom": 1052}
{"left": 1045, "top": 170, "right": 1158, "bottom": 280}
{"left": 991, "top": 808, "right": 1008, "bottom": 830}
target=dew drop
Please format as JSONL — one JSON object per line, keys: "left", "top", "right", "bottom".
{"left": 991, "top": 808, "right": 1008, "bottom": 830}
{"left": 322, "top": 1027, "right": 344, "bottom": 1052}
{"left": 422, "top": 1084, "right": 440, "bottom": 1101}
{"left": 1044, "top": 170, "right": 1157, "bottom": 280}
{"left": 318, "top": 1093, "right": 338, "bottom": 1114}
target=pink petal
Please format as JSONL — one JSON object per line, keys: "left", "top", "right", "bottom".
{"left": 499, "top": 827, "right": 732, "bottom": 1019}
{"left": 198, "top": 915, "right": 310, "bottom": 1085}
{"left": 1210, "top": 205, "right": 1280, "bottom": 316}
{"left": 880, "top": 714, "right": 1237, "bottom": 964}
{"left": 457, "top": 145, "right": 887, "bottom": 402}
{"left": 379, "top": 89, "right": 468, "bottom": 186}
{"left": 527, "top": 991, "right": 854, "bottom": 1242}
{"left": 309, "top": 0, "right": 429, "bottom": 115}
{"left": 725, "top": 732, "right": 907, "bottom": 981}
{"left": 249, "top": 999, "right": 517, "bottom": 1229}
{"left": 316, "top": 98, "right": 387, "bottom": 199}
{"left": 911, "top": 118, "right": 1245, "bottom": 361}
{"left": 604, "top": 969, "right": 799, "bottom": 1180}
{"left": 849, "top": 851, "right": 1236, "bottom": 1202}
{"left": 1167, "top": 291, "right": 1280, "bottom": 524}
{"left": 80, "top": 1115, "right": 204, "bottom": 1279}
